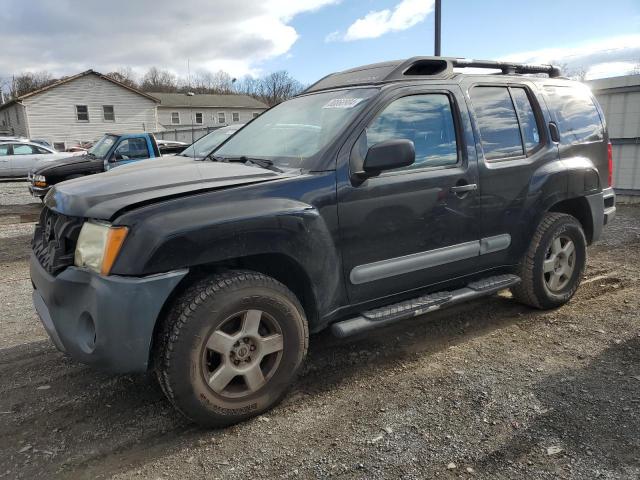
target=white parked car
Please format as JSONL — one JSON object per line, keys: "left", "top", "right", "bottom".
{"left": 0, "top": 141, "right": 80, "bottom": 178}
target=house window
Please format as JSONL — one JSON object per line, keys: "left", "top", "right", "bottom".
{"left": 76, "top": 105, "right": 89, "bottom": 122}
{"left": 232, "top": 112, "right": 240, "bottom": 122}
{"left": 103, "top": 105, "right": 115, "bottom": 122}
{"left": 217, "top": 112, "right": 226, "bottom": 124}
{"left": 53, "top": 142, "right": 66, "bottom": 152}
{"left": 171, "top": 112, "right": 180, "bottom": 124}
{"left": 195, "top": 112, "right": 203, "bottom": 124}
{"left": 252, "top": 112, "right": 260, "bottom": 119}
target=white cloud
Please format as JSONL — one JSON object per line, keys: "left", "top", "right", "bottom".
{"left": 498, "top": 34, "right": 640, "bottom": 79}
{"left": 0, "top": 0, "right": 339, "bottom": 80}
{"left": 328, "top": 0, "right": 434, "bottom": 42}
{"left": 585, "top": 62, "right": 637, "bottom": 80}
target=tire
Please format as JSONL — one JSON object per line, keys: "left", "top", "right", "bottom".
{"left": 511, "top": 213, "right": 587, "bottom": 310}
{"left": 155, "top": 270, "right": 308, "bottom": 427}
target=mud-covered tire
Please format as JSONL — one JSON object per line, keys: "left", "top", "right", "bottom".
{"left": 155, "top": 270, "right": 308, "bottom": 427}
{"left": 511, "top": 213, "right": 587, "bottom": 309}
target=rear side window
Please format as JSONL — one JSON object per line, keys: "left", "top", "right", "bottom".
{"left": 12, "top": 144, "right": 37, "bottom": 155}
{"left": 544, "top": 85, "right": 603, "bottom": 144}
{"left": 470, "top": 87, "right": 524, "bottom": 160}
{"left": 511, "top": 88, "right": 540, "bottom": 152}
{"left": 365, "top": 94, "right": 459, "bottom": 171}
{"left": 470, "top": 86, "right": 542, "bottom": 160}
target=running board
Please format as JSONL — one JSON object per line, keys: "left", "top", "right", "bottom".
{"left": 331, "top": 274, "right": 521, "bottom": 338}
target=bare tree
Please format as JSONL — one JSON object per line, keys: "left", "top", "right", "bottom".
{"left": 141, "top": 67, "right": 178, "bottom": 93}
{"left": 9, "top": 71, "right": 56, "bottom": 98}
{"left": 187, "top": 70, "right": 235, "bottom": 94}
{"left": 105, "top": 67, "right": 138, "bottom": 89}
{"left": 256, "top": 71, "right": 304, "bottom": 106}
{"left": 234, "top": 75, "right": 261, "bottom": 97}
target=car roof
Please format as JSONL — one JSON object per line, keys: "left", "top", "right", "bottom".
{"left": 0, "top": 140, "right": 52, "bottom": 149}
{"left": 304, "top": 56, "right": 566, "bottom": 93}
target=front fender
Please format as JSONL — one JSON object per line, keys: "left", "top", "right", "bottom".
{"left": 110, "top": 172, "right": 343, "bottom": 320}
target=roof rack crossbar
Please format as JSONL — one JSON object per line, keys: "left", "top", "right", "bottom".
{"left": 452, "top": 58, "right": 561, "bottom": 77}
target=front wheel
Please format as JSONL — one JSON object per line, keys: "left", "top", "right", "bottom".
{"left": 511, "top": 213, "right": 587, "bottom": 309}
{"left": 155, "top": 271, "right": 308, "bottom": 427}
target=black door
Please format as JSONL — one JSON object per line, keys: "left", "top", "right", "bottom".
{"left": 337, "top": 87, "right": 481, "bottom": 305}
{"left": 462, "top": 80, "right": 561, "bottom": 269}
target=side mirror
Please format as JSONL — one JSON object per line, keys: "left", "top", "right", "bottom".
{"left": 362, "top": 139, "right": 415, "bottom": 176}
{"left": 111, "top": 152, "right": 123, "bottom": 162}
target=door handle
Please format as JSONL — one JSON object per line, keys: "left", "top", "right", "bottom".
{"left": 450, "top": 183, "right": 477, "bottom": 194}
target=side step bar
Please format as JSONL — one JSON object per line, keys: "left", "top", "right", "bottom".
{"left": 331, "top": 274, "right": 521, "bottom": 338}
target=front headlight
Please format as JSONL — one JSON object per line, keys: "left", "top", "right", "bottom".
{"left": 74, "top": 221, "right": 129, "bottom": 275}
{"left": 32, "top": 174, "right": 47, "bottom": 187}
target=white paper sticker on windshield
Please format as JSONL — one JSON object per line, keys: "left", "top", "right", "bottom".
{"left": 322, "top": 98, "right": 364, "bottom": 109}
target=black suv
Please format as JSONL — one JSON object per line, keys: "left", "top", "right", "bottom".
{"left": 30, "top": 57, "right": 616, "bottom": 427}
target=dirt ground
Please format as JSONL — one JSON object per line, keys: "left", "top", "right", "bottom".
{"left": 0, "top": 180, "right": 638, "bottom": 480}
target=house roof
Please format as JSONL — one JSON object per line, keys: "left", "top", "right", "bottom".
{"left": 0, "top": 70, "right": 159, "bottom": 111}
{"left": 150, "top": 92, "right": 267, "bottom": 109}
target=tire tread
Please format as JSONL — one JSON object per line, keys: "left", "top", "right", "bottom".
{"left": 154, "top": 270, "right": 308, "bottom": 424}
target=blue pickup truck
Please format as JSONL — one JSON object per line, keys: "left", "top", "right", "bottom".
{"left": 28, "top": 133, "right": 162, "bottom": 199}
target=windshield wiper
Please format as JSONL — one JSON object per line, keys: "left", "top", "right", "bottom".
{"left": 228, "top": 156, "right": 283, "bottom": 173}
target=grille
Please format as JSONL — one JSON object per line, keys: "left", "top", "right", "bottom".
{"left": 32, "top": 208, "right": 83, "bottom": 275}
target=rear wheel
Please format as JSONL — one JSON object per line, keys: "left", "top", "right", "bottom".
{"left": 155, "top": 270, "right": 308, "bottom": 427}
{"left": 511, "top": 213, "right": 587, "bottom": 309}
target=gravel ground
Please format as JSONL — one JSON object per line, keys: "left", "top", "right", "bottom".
{"left": 0, "top": 180, "right": 639, "bottom": 479}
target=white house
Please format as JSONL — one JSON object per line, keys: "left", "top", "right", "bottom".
{"left": 152, "top": 92, "right": 267, "bottom": 129}
{"left": 0, "top": 70, "right": 159, "bottom": 150}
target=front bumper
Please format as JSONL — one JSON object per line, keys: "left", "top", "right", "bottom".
{"left": 30, "top": 253, "right": 188, "bottom": 373}
{"left": 28, "top": 183, "right": 50, "bottom": 198}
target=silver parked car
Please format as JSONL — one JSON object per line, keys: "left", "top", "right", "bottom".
{"left": 0, "top": 141, "right": 78, "bottom": 177}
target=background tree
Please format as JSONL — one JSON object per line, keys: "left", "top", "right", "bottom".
{"left": 105, "top": 67, "right": 138, "bottom": 89}
{"left": 8, "top": 71, "right": 56, "bottom": 98}
{"left": 256, "top": 71, "right": 304, "bottom": 106}
{"left": 140, "top": 67, "right": 178, "bottom": 93}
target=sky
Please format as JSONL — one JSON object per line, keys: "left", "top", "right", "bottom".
{"left": 0, "top": 0, "right": 639, "bottom": 86}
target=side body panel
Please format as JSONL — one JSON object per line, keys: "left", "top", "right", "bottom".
{"left": 461, "top": 77, "right": 564, "bottom": 267}
{"left": 335, "top": 85, "right": 483, "bottom": 305}
{"left": 111, "top": 172, "right": 347, "bottom": 328}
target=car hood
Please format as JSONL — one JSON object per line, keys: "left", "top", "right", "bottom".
{"left": 33, "top": 154, "right": 101, "bottom": 174}
{"left": 45, "top": 156, "right": 284, "bottom": 219}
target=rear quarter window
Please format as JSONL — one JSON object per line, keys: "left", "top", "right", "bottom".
{"left": 544, "top": 85, "right": 604, "bottom": 144}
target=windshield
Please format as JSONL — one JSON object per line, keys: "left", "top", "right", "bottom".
{"left": 215, "top": 88, "right": 378, "bottom": 168}
{"left": 181, "top": 127, "right": 240, "bottom": 158}
{"left": 88, "top": 134, "right": 117, "bottom": 158}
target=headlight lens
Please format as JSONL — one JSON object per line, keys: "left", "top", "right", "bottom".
{"left": 32, "top": 174, "right": 47, "bottom": 186}
{"left": 74, "top": 221, "right": 129, "bottom": 275}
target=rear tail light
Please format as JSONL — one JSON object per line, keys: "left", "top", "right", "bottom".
{"left": 607, "top": 142, "right": 613, "bottom": 187}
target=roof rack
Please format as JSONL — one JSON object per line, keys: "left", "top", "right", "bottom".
{"left": 451, "top": 58, "right": 562, "bottom": 77}
{"left": 304, "top": 57, "right": 562, "bottom": 93}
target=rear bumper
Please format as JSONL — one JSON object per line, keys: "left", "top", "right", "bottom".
{"left": 586, "top": 187, "right": 616, "bottom": 243}
{"left": 602, "top": 187, "right": 616, "bottom": 226}
{"left": 30, "top": 253, "right": 188, "bottom": 373}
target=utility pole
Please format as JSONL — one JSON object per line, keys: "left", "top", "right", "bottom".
{"left": 434, "top": 0, "right": 441, "bottom": 56}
